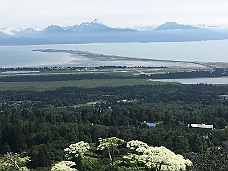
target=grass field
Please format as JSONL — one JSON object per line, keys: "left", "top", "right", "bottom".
{"left": 0, "top": 78, "right": 173, "bottom": 91}
{"left": 0, "top": 67, "right": 186, "bottom": 91}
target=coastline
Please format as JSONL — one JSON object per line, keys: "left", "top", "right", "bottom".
{"left": 1, "top": 41, "right": 228, "bottom": 68}
{"left": 33, "top": 49, "right": 209, "bottom": 68}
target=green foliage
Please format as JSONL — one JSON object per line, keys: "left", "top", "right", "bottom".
{"left": 187, "top": 149, "right": 228, "bottom": 171}
{"left": 51, "top": 161, "right": 77, "bottom": 171}
{"left": 0, "top": 79, "right": 162, "bottom": 91}
{"left": 63, "top": 139, "right": 192, "bottom": 171}
{"left": 28, "top": 144, "right": 52, "bottom": 169}
{"left": 0, "top": 83, "right": 228, "bottom": 170}
{"left": 0, "top": 152, "right": 30, "bottom": 171}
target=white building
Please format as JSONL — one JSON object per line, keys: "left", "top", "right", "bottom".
{"left": 188, "top": 124, "right": 214, "bottom": 130}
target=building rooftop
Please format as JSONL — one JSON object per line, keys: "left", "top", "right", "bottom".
{"left": 222, "top": 141, "right": 228, "bottom": 146}
{"left": 143, "top": 121, "right": 156, "bottom": 127}
{"left": 188, "top": 124, "right": 214, "bottom": 129}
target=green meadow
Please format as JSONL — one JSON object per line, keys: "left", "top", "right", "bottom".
{"left": 0, "top": 78, "right": 171, "bottom": 91}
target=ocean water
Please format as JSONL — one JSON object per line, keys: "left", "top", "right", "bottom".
{"left": 0, "top": 40, "right": 228, "bottom": 68}
{"left": 51, "top": 39, "right": 228, "bottom": 62}
{"left": 149, "top": 77, "right": 228, "bottom": 85}
{"left": 0, "top": 45, "right": 75, "bottom": 68}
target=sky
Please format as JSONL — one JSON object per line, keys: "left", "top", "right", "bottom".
{"left": 1, "top": 0, "right": 228, "bottom": 28}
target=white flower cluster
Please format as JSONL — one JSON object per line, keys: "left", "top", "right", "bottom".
{"left": 51, "top": 161, "right": 77, "bottom": 171}
{"left": 126, "top": 140, "right": 149, "bottom": 151}
{"left": 64, "top": 141, "right": 90, "bottom": 158}
{"left": 143, "top": 146, "right": 192, "bottom": 171}
{"left": 97, "top": 137, "right": 125, "bottom": 150}
{"left": 0, "top": 152, "right": 30, "bottom": 171}
{"left": 123, "top": 141, "right": 192, "bottom": 171}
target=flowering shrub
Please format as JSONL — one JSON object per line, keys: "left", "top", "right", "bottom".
{"left": 0, "top": 152, "right": 30, "bottom": 171}
{"left": 142, "top": 146, "right": 192, "bottom": 171}
{"left": 51, "top": 161, "right": 77, "bottom": 171}
{"left": 64, "top": 141, "right": 90, "bottom": 159}
{"left": 127, "top": 140, "right": 149, "bottom": 151}
{"left": 97, "top": 137, "right": 125, "bottom": 150}
{"left": 97, "top": 137, "right": 125, "bottom": 167}
{"left": 119, "top": 153, "right": 145, "bottom": 168}
{"left": 61, "top": 138, "right": 192, "bottom": 171}
{"left": 122, "top": 140, "right": 192, "bottom": 171}
{"left": 0, "top": 138, "right": 192, "bottom": 171}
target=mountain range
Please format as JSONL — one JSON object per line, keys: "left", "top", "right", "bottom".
{"left": 0, "top": 20, "right": 227, "bottom": 45}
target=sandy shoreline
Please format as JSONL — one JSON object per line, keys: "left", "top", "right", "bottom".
{"left": 34, "top": 49, "right": 212, "bottom": 68}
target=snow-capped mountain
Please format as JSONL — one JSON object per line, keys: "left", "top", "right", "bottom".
{"left": 0, "top": 20, "right": 227, "bottom": 45}
{"left": 43, "top": 25, "right": 65, "bottom": 33}
{"left": 196, "top": 24, "right": 228, "bottom": 34}
{"left": 0, "top": 27, "right": 22, "bottom": 35}
{"left": 154, "top": 22, "right": 197, "bottom": 31}
{"left": 42, "top": 19, "right": 134, "bottom": 33}
{"left": 0, "top": 27, "right": 42, "bottom": 37}
{"left": 75, "top": 19, "right": 111, "bottom": 32}
{"left": 133, "top": 26, "right": 156, "bottom": 31}
{"left": 14, "top": 27, "right": 42, "bottom": 37}
{"left": 62, "top": 25, "right": 79, "bottom": 31}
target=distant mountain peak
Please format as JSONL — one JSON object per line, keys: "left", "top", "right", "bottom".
{"left": 77, "top": 20, "right": 110, "bottom": 32}
{"left": 1, "top": 20, "right": 227, "bottom": 44}
{"left": 44, "top": 25, "right": 65, "bottom": 32}
{"left": 91, "top": 19, "right": 99, "bottom": 23}
{"left": 46, "top": 25, "right": 62, "bottom": 29}
{"left": 0, "top": 27, "right": 22, "bottom": 35}
{"left": 79, "top": 19, "right": 106, "bottom": 26}
{"left": 0, "top": 27, "right": 42, "bottom": 36}
{"left": 154, "top": 22, "right": 198, "bottom": 31}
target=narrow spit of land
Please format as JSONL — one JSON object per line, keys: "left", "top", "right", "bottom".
{"left": 0, "top": 49, "right": 227, "bottom": 91}
{"left": 33, "top": 49, "right": 213, "bottom": 68}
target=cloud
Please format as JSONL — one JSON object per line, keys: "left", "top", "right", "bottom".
{"left": 0, "top": 0, "right": 228, "bottom": 27}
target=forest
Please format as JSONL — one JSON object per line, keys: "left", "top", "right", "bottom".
{"left": 0, "top": 69, "right": 228, "bottom": 170}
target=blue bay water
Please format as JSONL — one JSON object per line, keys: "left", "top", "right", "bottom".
{"left": 0, "top": 45, "right": 76, "bottom": 68}
{"left": 0, "top": 40, "right": 228, "bottom": 68}
{"left": 149, "top": 77, "right": 228, "bottom": 85}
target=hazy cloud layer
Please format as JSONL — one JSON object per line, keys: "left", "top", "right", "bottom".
{"left": 1, "top": 0, "right": 228, "bottom": 28}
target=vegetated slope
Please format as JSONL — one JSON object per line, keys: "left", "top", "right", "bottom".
{"left": 0, "top": 84, "right": 228, "bottom": 170}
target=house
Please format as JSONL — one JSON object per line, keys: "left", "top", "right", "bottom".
{"left": 221, "top": 141, "right": 228, "bottom": 150}
{"left": 219, "top": 95, "right": 228, "bottom": 100}
{"left": 188, "top": 124, "right": 214, "bottom": 130}
{"left": 143, "top": 121, "right": 157, "bottom": 127}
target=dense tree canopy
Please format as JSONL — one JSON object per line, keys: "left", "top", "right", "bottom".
{"left": 0, "top": 84, "right": 227, "bottom": 170}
